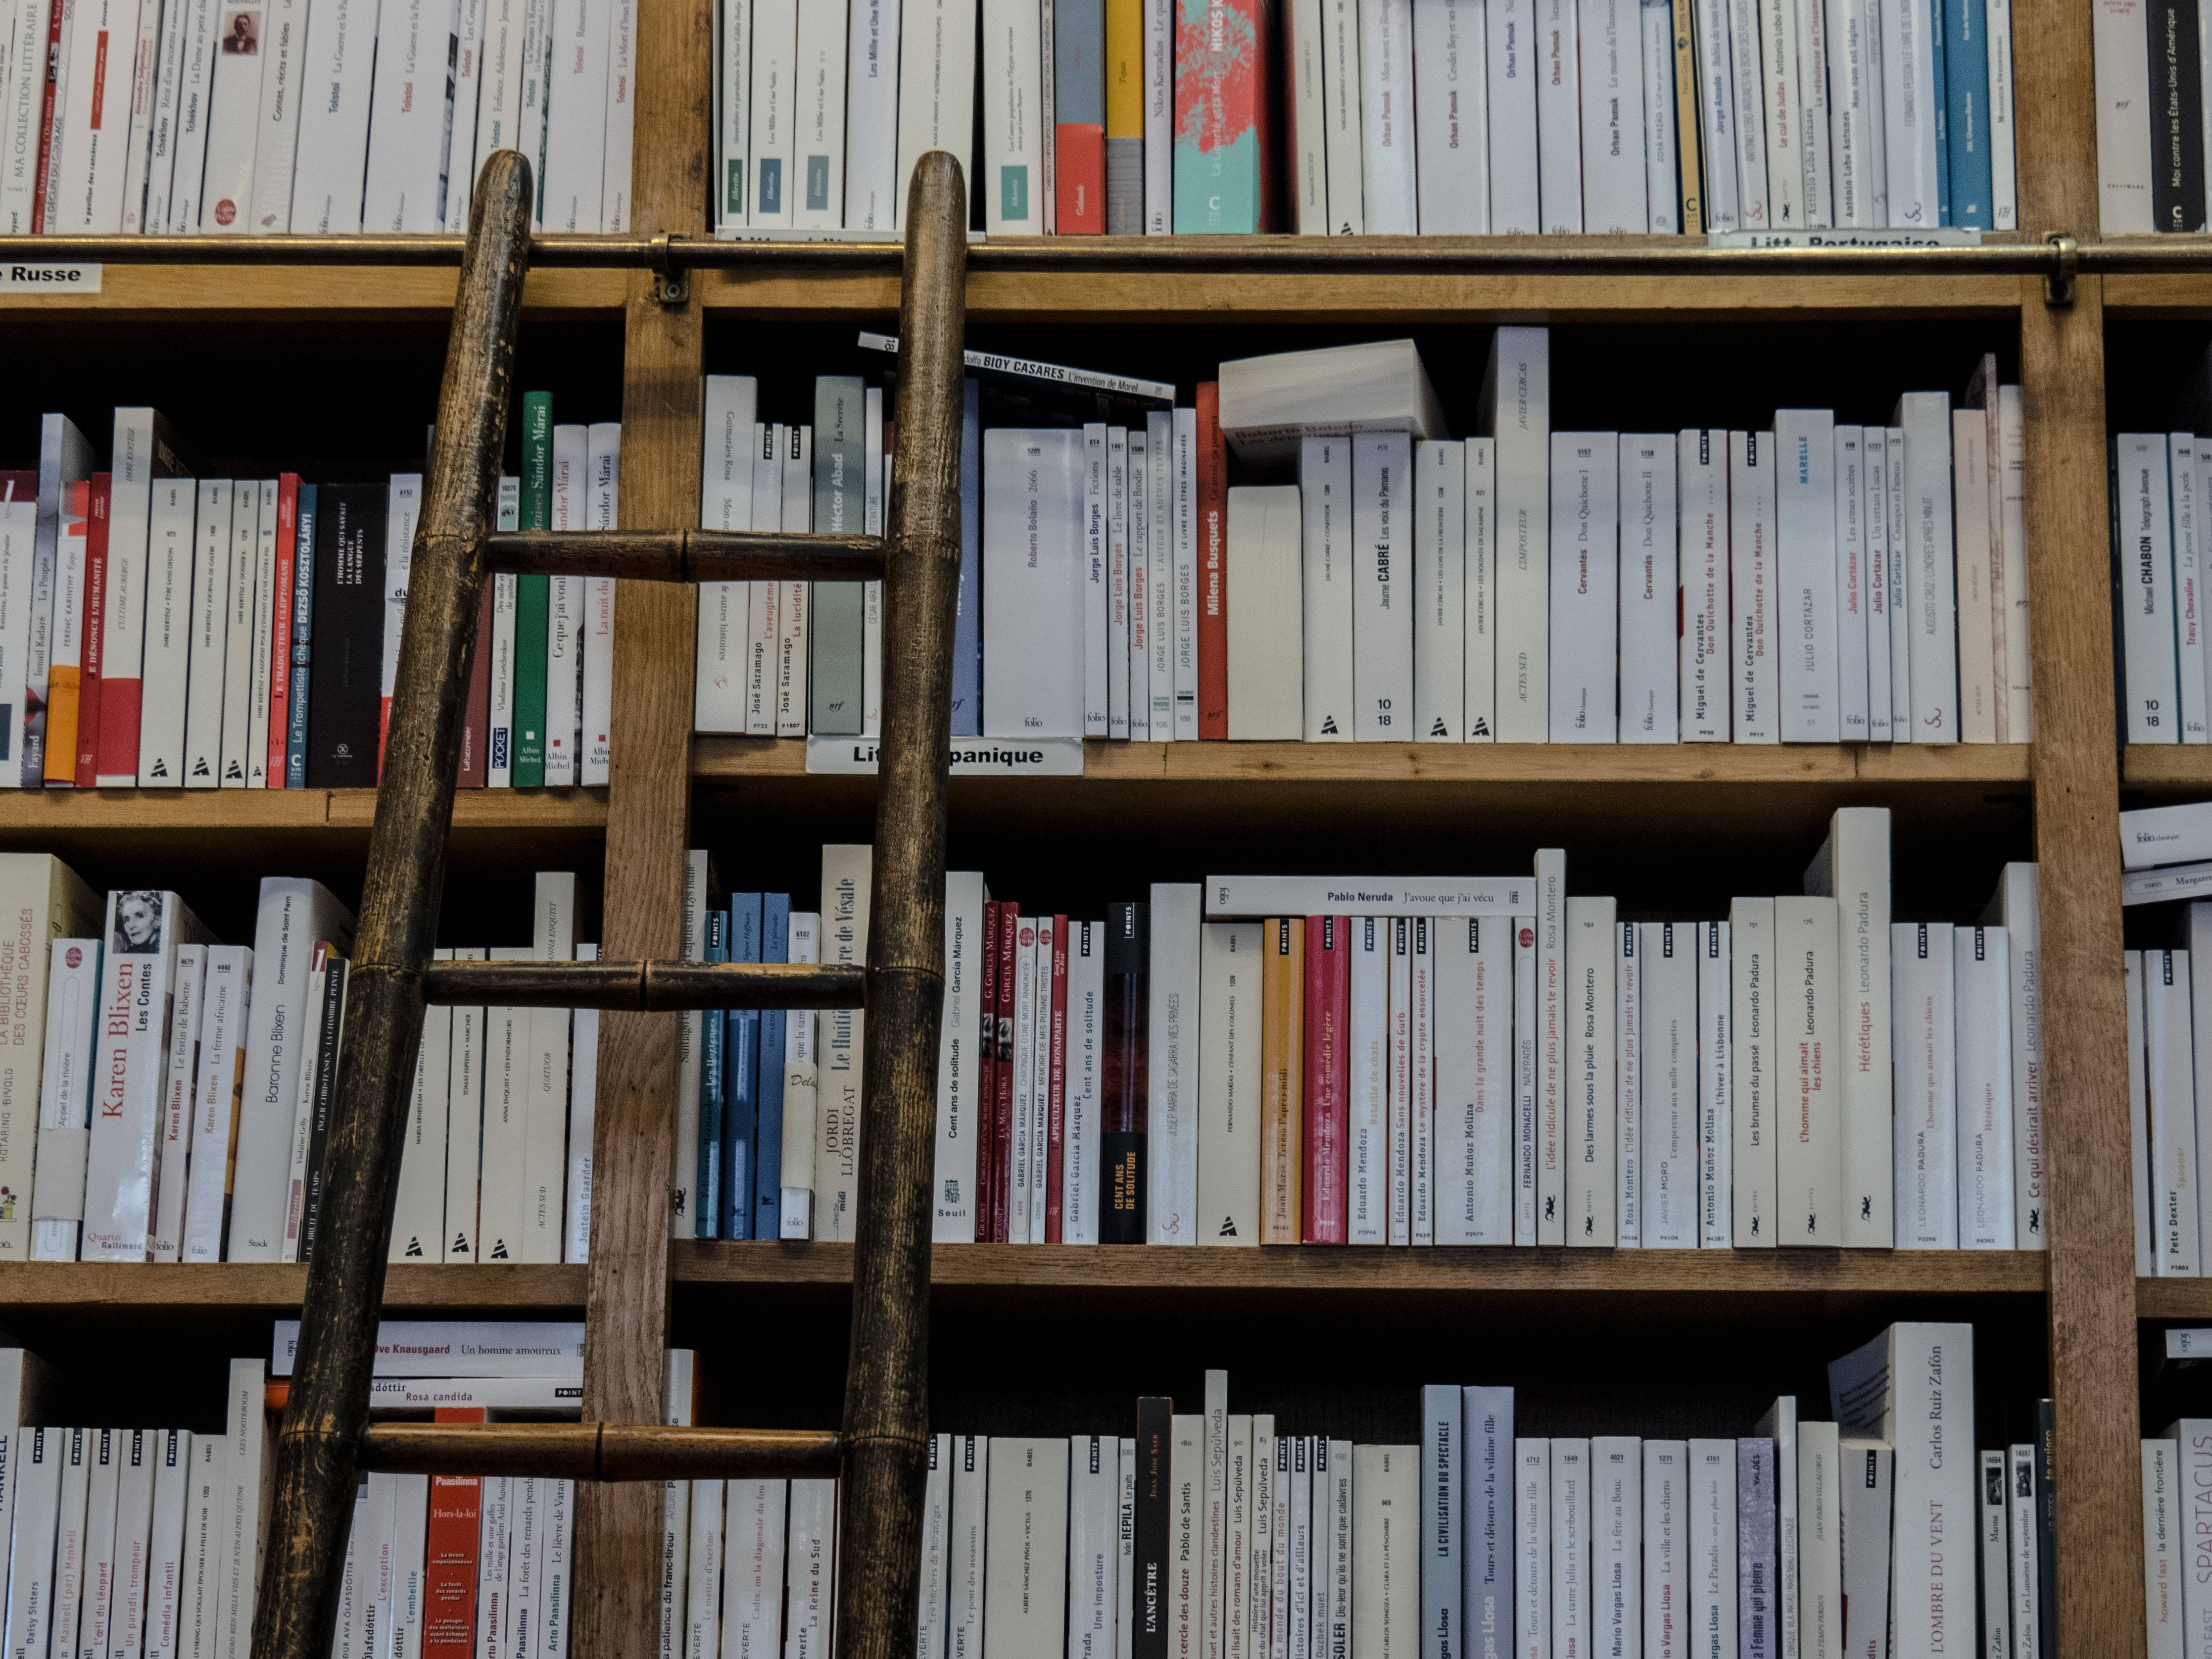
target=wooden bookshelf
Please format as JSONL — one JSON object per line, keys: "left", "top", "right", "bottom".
{"left": 0, "top": 0, "right": 2151, "bottom": 1644}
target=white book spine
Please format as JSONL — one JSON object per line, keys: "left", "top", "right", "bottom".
{"left": 1678, "top": 432, "right": 1729, "bottom": 742}
{"left": 1411, "top": 0, "right": 1485, "bottom": 231}
{"left": 1956, "top": 926, "right": 2015, "bottom": 1249}
{"left": 1885, "top": 429, "right": 1912, "bottom": 733}
{"left": 542, "top": 0, "right": 611, "bottom": 231}
{"left": 243, "top": 0, "right": 306, "bottom": 230}
{"left": 211, "top": 482, "right": 255, "bottom": 788}
{"left": 840, "top": 5, "right": 901, "bottom": 231}
{"left": 2000, "top": 389, "right": 2029, "bottom": 740}
{"left": 1352, "top": 433, "right": 1414, "bottom": 740}
{"left": 1175, "top": 406, "right": 1200, "bottom": 739}
{"left": 1348, "top": 917, "right": 1389, "bottom": 1246}
{"left": 179, "top": 945, "right": 249, "bottom": 1262}
{"left": 1516, "top": 1441, "right": 1550, "bottom": 1659}
{"left": 1832, "top": 428, "right": 1873, "bottom": 739}
{"left": 1578, "top": 0, "right": 1647, "bottom": 230}
{"left": 32, "top": 937, "right": 98, "bottom": 1261}
{"left": 149, "top": 943, "right": 205, "bottom": 1262}
{"left": 1689, "top": 1443, "right": 1738, "bottom": 1659}
{"left": 1485, "top": 328, "right": 1551, "bottom": 743}
{"left": 1148, "top": 884, "right": 1200, "bottom": 1245}
{"left": 1691, "top": 0, "right": 1738, "bottom": 227}
{"left": 1455, "top": 916, "right": 1514, "bottom": 1244}
{"left": 179, "top": 479, "right": 231, "bottom": 788}
{"left": 1639, "top": 923, "right": 1697, "bottom": 1249}
{"left": 1953, "top": 412, "right": 1998, "bottom": 743}
{"left": 1064, "top": 923, "right": 1103, "bottom": 1246}
{"left": 1699, "top": 921, "right": 1732, "bottom": 1248}
{"left": 1730, "top": 431, "right": 1779, "bottom": 744}
{"left": 83, "top": 891, "right": 201, "bottom": 1262}
{"left": 117, "top": 0, "right": 164, "bottom": 231}
{"left": 1775, "top": 409, "right": 1840, "bottom": 741}
{"left": 1321, "top": 0, "right": 1364, "bottom": 232}
{"left": 746, "top": 0, "right": 797, "bottom": 227}
{"left": 1775, "top": 895, "right": 1843, "bottom": 1246}
{"left": 442, "top": 0, "right": 490, "bottom": 233}
{"left": 1197, "top": 921, "right": 1261, "bottom": 1248}
{"left": 1412, "top": 916, "right": 1436, "bottom": 1245}
{"left": 2132, "top": 952, "right": 2153, "bottom": 1277}
{"left": 581, "top": 424, "right": 619, "bottom": 784}
{"left": 786, "top": 0, "right": 844, "bottom": 229}
{"left": 1615, "top": 923, "right": 1641, "bottom": 1248}
{"left": 1148, "top": 423, "right": 1175, "bottom": 740}
{"left": 1641, "top": 0, "right": 1675, "bottom": 231}
{"left": 1642, "top": 1443, "right": 1684, "bottom": 1659}
{"left": 2151, "top": 949, "right": 2201, "bottom": 1274}
{"left": 1299, "top": 435, "right": 1355, "bottom": 743}
{"left": 1728, "top": 0, "right": 1769, "bottom": 225}
{"left": 979, "top": 0, "right": 1042, "bottom": 232}
{"left": 1536, "top": 847, "right": 1566, "bottom": 1245}
{"left": 1548, "top": 432, "right": 1621, "bottom": 742}
{"left": 1898, "top": 394, "right": 1957, "bottom": 742}
{"left": 1142, "top": 0, "right": 1170, "bottom": 230}
{"left": 1620, "top": 435, "right": 1678, "bottom": 743}
{"left": 1515, "top": 918, "right": 1537, "bottom": 1244}
{"left": 0, "top": 0, "right": 57, "bottom": 231}
{"left": 1465, "top": 438, "right": 1497, "bottom": 741}
{"left": 2147, "top": 1440, "right": 2183, "bottom": 1659}
{"left": 1565, "top": 899, "right": 1618, "bottom": 1247}
{"left": 1729, "top": 897, "right": 1776, "bottom": 1248}
{"left": 1357, "top": 0, "right": 1415, "bottom": 231}
{"left": 241, "top": 481, "right": 278, "bottom": 789}
{"left": 1414, "top": 440, "right": 1467, "bottom": 742}
{"left": 2118, "top": 433, "right": 2179, "bottom": 742}
{"left": 1534, "top": 0, "right": 1581, "bottom": 228}
{"left": 440, "top": 949, "right": 485, "bottom": 1261}
{"left": 1880, "top": 0, "right": 1941, "bottom": 225}
{"left": 1864, "top": 418, "right": 1894, "bottom": 736}
{"left": 390, "top": 955, "right": 452, "bottom": 1264}
{"left": 1986, "top": 0, "right": 2015, "bottom": 228}
{"left": 1486, "top": 0, "right": 1538, "bottom": 229}
{"left": 136, "top": 481, "right": 195, "bottom": 787}
{"left": 359, "top": 0, "right": 459, "bottom": 231}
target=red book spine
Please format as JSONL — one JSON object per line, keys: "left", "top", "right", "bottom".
{"left": 1045, "top": 913, "right": 1070, "bottom": 1242}
{"left": 30, "top": 0, "right": 62, "bottom": 233}
{"left": 75, "top": 476, "right": 109, "bottom": 790}
{"left": 266, "top": 475, "right": 298, "bottom": 787}
{"left": 992, "top": 902, "right": 1020, "bottom": 1243}
{"left": 1055, "top": 124, "right": 1106, "bottom": 232}
{"left": 975, "top": 899, "right": 1001, "bottom": 1240}
{"left": 1196, "top": 383, "right": 1228, "bottom": 737}
{"left": 458, "top": 584, "right": 494, "bottom": 787}
{"left": 422, "top": 1407, "right": 485, "bottom": 1659}
{"left": 1302, "top": 914, "right": 1349, "bottom": 1243}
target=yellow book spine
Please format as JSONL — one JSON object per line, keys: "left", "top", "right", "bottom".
{"left": 43, "top": 666, "right": 77, "bottom": 788}
{"left": 1262, "top": 917, "right": 1303, "bottom": 1244}
{"left": 1106, "top": 0, "right": 1144, "bottom": 141}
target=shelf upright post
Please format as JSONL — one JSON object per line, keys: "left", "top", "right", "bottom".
{"left": 2013, "top": 0, "right": 2142, "bottom": 1649}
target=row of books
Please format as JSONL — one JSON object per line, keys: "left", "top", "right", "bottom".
{"left": 2145, "top": 1418, "right": 2212, "bottom": 1659}
{"left": 743, "top": 816, "right": 2048, "bottom": 1254}
{"left": 0, "top": 854, "right": 599, "bottom": 1267}
{"left": 2110, "top": 434, "right": 2212, "bottom": 747}
{"left": 713, "top": 0, "right": 2021, "bottom": 239}
{"left": 695, "top": 331, "right": 2031, "bottom": 748}
{"left": 665, "top": 1328, "right": 2037, "bottom": 1659}
{"left": 2096, "top": 0, "right": 2212, "bottom": 233}
{"left": 6, "top": 398, "right": 618, "bottom": 791}
{"left": 2, "top": 0, "right": 635, "bottom": 235}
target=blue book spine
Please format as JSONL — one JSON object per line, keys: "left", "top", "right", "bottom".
{"left": 723, "top": 894, "right": 764, "bottom": 1239}
{"left": 698, "top": 911, "right": 727, "bottom": 1238}
{"left": 1929, "top": 0, "right": 1952, "bottom": 224}
{"left": 1461, "top": 1387, "right": 1514, "bottom": 1659}
{"left": 951, "top": 379, "right": 982, "bottom": 736}
{"left": 287, "top": 486, "right": 317, "bottom": 788}
{"left": 755, "top": 892, "right": 790, "bottom": 1239}
{"left": 1942, "top": 0, "right": 1992, "bottom": 225}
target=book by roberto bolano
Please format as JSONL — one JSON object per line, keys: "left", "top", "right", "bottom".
{"left": 933, "top": 873, "right": 986, "bottom": 1242}
{"left": 982, "top": 430, "right": 1086, "bottom": 739}
{"left": 226, "top": 879, "right": 357, "bottom": 1262}
{"left": 1828, "top": 1323, "right": 1974, "bottom": 1659}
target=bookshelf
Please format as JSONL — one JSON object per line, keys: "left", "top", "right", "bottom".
{"left": 0, "top": 0, "right": 2156, "bottom": 1648}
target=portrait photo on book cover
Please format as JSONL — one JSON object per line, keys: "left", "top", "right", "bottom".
{"left": 112, "top": 892, "right": 162, "bottom": 955}
{"left": 220, "top": 10, "right": 257, "bottom": 51}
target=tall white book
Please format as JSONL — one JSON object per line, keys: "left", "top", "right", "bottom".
{"left": 1149, "top": 884, "right": 1201, "bottom": 1246}
{"left": 1984, "top": 865, "right": 2043, "bottom": 1248}
{"left": 1641, "top": 0, "right": 1676, "bottom": 231}
{"left": 1197, "top": 922, "right": 1262, "bottom": 1247}
{"left": 1730, "top": 898, "right": 1776, "bottom": 1248}
{"left": 0, "top": 855, "right": 99, "bottom": 1260}
{"left": 981, "top": 430, "right": 1085, "bottom": 739}
{"left": 1773, "top": 895, "right": 1842, "bottom": 1246}
{"left": 1414, "top": 441, "right": 1467, "bottom": 742}
{"left": 1728, "top": 0, "right": 1770, "bottom": 226}
{"left": 1699, "top": 920, "right": 1732, "bottom": 1248}
{"left": 1891, "top": 922, "right": 1957, "bottom": 1252}
{"left": 1689, "top": 1442, "right": 1738, "bottom": 1659}
{"left": 149, "top": 945, "right": 206, "bottom": 1262}
{"left": 1465, "top": 437, "right": 1498, "bottom": 740}
{"left": 1486, "top": 0, "right": 1538, "bottom": 230}
{"left": 932, "top": 873, "right": 985, "bottom": 1244}
{"left": 1637, "top": 923, "right": 1697, "bottom": 1249}
{"left": 1592, "top": 1437, "right": 1641, "bottom": 1659}
{"left": 890, "top": 0, "right": 975, "bottom": 233}
{"left": 1358, "top": 0, "right": 1416, "bottom": 231}
{"left": 1299, "top": 436, "right": 1356, "bottom": 742}
{"left": 1953, "top": 411, "right": 1998, "bottom": 743}
{"left": 1643, "top": 1443, "right": 1686, "bottom": 1659}
{"left": 1865, "top": 418, "right": 1895, "bottom": 738}
{"left": 1729, "top": 431, "right": 1779, "bottom": 744}
{"left": 1534, "top": 0, "right": 1580, "bottom": 228}
{"left": 1566, "top": 897, "right": 1618, "bottom": 1246}
{"left": 1691, "top": 0, "right": 1738, "bottom": 227}
{"left": 1895, "top": 392, "right": 1958, "bottom": 743}
{"left": 695, "top": 377, "right": 757, "bottom": 730}
{"left": 787, "top": 0, "right": 845, "bottom": 229}
{"left": 1832, "top": 427, "right": 1873, "bottom": 740}
{"left": 747, "top": 0, "right": 798, "bottom": 227}
{"left": 1620, "top": 434, "right": 1678, "bottom": 742}
{"left": 1955, "top": 925, "right": 2015, "bottom": 1249}
{"left": 1412, "top": 0, "right": 1487, "bottom": 231}
{"left": 1804, "top": 806, "right": 1893, "bottom": 1247}
{"left": 1225, "top": 488, "right": 1304, "bottom": 740}
{"left": 841, "top": 2, "right": 899, "bottom": 231}
{"left": 1438, "top": 915, "right": 1511, "bottom": 1245}
{"left": 1352, "top": 434, "right": 1414, "bottom": 741}
{"left": 1516, "top": 1441, "right": 1550, "bottom": 1659}
{"left": 1349, "top": 916, "right": 1391, "bottom": 1247}
{"left": 1482, "top": 329, "right": 1550, "bottom": 743}
{"left": 31, "top": 937, "right": 99, "bottom": 1262}
{"left": 543, "top": 0, "right": 614, "bottom": 228}
{"left": 978, "top": 0, "right": 1042, "bottom": 232}
{"left": 581, "top": 424, "right": 619, "bottom": 784}
{"left": 1775, "top": 409, "right": 1840, "bottom": 740}
{"left": 244, "top": 0, "right": 309, "bottom": 229}
{"left": 1549, "top": 433, "right": 1620, "bottom": 742}
{"left": 1578, "top": 0, "right": 1647, "bottom": 230}
{"left": 1679, "top": 431, "right": 1729, "bottom": 742}
{"left": 1535, "top": 846, "right": 1567, "bottom": 1244}
{"left": 2115, "top": 432, "right": 2177, "bottom": 742}
{"left": 1616, "top": 924, "right": 1640, "bottom": 1247}
{"left": 179, "top": 479, "right": 231, "bottom": 789}
{"left": 360, "top": 0, "right": 461, "bottom": 230}
{"left": 1879, "top": 0, "right": 1942, "bottom": 226}
{"left": 1321, "top": 0, "right": 1364, "bottom": 232}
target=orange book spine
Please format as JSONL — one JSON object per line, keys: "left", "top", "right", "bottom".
{"left": 43, "top": 482, "right": 87, "bottom": 787}
{"left": 1261, "top": 916, "right": 1303, "bottom": 1243}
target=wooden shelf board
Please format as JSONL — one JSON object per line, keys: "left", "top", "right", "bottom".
{"left": 2103, "top": 272, "right": 2212, "bottom": 315}
{"left": 673, "top": 1241, "right": 2046, "bottom": 1299}
{"left": 0, "top": 1262, "right": 584, "bottom": 1313}
{"left": 2122, "top": 747, "right": 2212, "bottom": 789}
{"left": 693, "top": 737, "right": 2032, "bottom": 785}
{"left": 0, "top": 787, "right": 607, "bottom": 834}
{"left": 0, "top": 266, "right": 631, "bottom": 315}
{"left": 702, "top": 262, "right": 2027, "bottom": 322}
{"left": 2137, "top": 1278, "right": 2212, "bottom": 1317}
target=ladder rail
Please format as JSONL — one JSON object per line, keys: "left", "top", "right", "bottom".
{"left": 248, "top": 149, "right": 536, "bottom": 1659}
{"left": 834, "top": 151, "right": 968, "bottom": 1659}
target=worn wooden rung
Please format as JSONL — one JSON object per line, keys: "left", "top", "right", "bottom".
{"left": 355, "top": 1422, "right": 843, "bottom": 1480}
{"left": 482, "top": 530, "right": 883, "bottom": 582}
{"left": 419, "top": 958, "right": 866, "bottom": 1010}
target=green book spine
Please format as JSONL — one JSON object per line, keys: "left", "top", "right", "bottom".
{"left": 515, "top": 392, "right": 553, "bottom": 787}
{"left": 808, "top": 376, "right": 867, "bottom": 736}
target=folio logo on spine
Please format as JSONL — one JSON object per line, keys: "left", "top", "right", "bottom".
{"left": 2, "top": 265, "right": 103, "bottom": 293}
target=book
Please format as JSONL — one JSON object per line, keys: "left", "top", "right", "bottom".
{"left": 1354, "top": 1445, "right": 1417, "bottom": 1659}
{"left": 1549, "top": 432, "right": 1619, "bottom": 740}
{"left": 1225, "top": 487, "right": 1304, "bottom": 738}
{"left": 1197, "top": 923, "right": 1260, "bottom": 1245}
{"left": 1170, "top": 0, "right": 1276, "bottom": 232}
{"left": 1773, "top": 895, "right": 1842, "bottom": 1246}
{"left": 0, "top": 855, "right": 98, "bottom": 1258}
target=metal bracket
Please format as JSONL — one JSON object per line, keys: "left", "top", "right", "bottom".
{"left": 2045, "top": 234, "right": 2078, "bottom": 308}
{"left": 651, "top": 232, "right": 688, "bottom": 306}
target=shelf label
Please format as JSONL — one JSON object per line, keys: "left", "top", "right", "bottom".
{"left": 1707, "top": 229, "right": 1982, "bottom": 249}
{"left": 1, "top": 263, "right": 101, "bottom": 293}
{"left": 806, "top": 737, "right": 1085, "bottom": 777}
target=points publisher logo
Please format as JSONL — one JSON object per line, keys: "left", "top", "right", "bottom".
{"left": 214, "top": 198, "right": 237, "bottom": 226}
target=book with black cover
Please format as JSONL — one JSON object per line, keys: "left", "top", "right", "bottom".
{"left": 304, "top": 483, "right": 387, "bottom": 789}
{"left": 1102, "top": 900, "right": 1150, "bottom": 1244}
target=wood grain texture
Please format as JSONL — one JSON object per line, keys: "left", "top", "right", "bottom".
{"left": 2136, "top": 1278, "right": 2212, "bottom": 1317}
{"left": 672, "top": 1241, "right": 2047, "bottom": 1295}
{"left": 421, "top": 959, "right": 866, "bottom": 1010}
{"left": 0, "top": 1262, "right": 583, "bottom": 1311}
{"left": 0, "top": 266, "right": 628, "bottom": 313}
{"left": 485, "top": 529, "right": 882, "bottom": 581}
{"left": 690, "top": 738, "right": 2034, "bottom": 783}
{"left": 358, "top": 1422, "right": 841, "bottom": 1479}
{"left": 570, "top": 0, "right": 708, "bottom": 1634}
{"left": 0, "top": 788, "right": 604, "bottom": 832}
{"left": 2121, "top": 747, "right": 2212, "bottom": 788}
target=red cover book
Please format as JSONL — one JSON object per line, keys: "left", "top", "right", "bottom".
{"left": 423, "top": 1407, "right": 486, "bottom": 1659}
{"left": 1045, "top": 914, "right": 1070, "bottom": 1241}
{"left": 458, "top": 584, "right": 494, "bottom": 787}
{"left": 1195, "top": 383, "right": 1228, "bottom": 737}
{"left": 75, "top": 476, "right": 109, "bottom": 790}
{"left": 30, "top": 0, "right": 62, "bottom": 232}
{"left": 975, "top": 899, "right": 1001, "bottom": 1240}
{"left": 1302, "top": 915, "right": 1349, "bottom": 1243}
{"left": 1056, "top": 125, "right": 1106, "bottom": 232}
{"left": 265, "top": 476, "right": 299, "bottom": 787}
{"left": 992, "top": 902, "right": 1020, "bottom": 1243}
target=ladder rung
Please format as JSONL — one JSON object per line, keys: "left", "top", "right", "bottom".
{"left": 419, "top": 958, "right": 866, "bottom": 1010}
{"left": 482, "top": 529, "right": 883, "bottom": 583}
{"left": 355, "top": 1422, "right": 842, "bottom": 1480}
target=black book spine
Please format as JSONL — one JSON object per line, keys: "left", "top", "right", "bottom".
{"left": 1132, "top": 1395, "right": 1173, "bottom": 1659}
{"left": 297, "top": 951, "right": 349, "bottom": 1262}
{"left": 2151, "top": 0, "right": 2210, "bottom": 230}
{"left": 1100, "top": 900, "right": 1150, "bottom": 1244}
{"left": 304, "top": 484, "right": 387, "bottom": 789}
{"left": 2034, "top": 1398, "right": 2056, "bottom": 1659}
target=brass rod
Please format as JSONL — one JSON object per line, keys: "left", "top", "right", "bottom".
{"left": 247, "top": 149, "right": 534, "bottom": 1659}
{"left": 483, "top": 528, "right": 883, "bottom": 581}
{"left": 357, "top": 1423, "right": 844, "bottom": 1480}
{"left": 420, "top": 958, "right": 866, "bottom": 1010}
{"left": 832, "top": 151, "right": 967, "bottom": 1659}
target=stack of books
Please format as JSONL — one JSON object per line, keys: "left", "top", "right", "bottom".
{"left": 4, "top": 395, "right": 618, "bottom": 791}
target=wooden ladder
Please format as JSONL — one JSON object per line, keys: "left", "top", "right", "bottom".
{"left": 247, "top": 146, "right": 968, "bottom": 1659}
